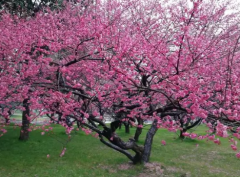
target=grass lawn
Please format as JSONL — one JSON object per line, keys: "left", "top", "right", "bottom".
{"left": 0, "top": 124, "right": 239, "bottom": 177}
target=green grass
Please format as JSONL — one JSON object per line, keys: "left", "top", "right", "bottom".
{"left": 0, "top": 125, "right": 239, "bottom": 177}
{"left": 148, "top": 127, "right": 240, "bottom": 177}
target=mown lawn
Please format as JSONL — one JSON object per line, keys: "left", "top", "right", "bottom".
{"left": 0, "top": 124, "right": 239, "bottom": 177}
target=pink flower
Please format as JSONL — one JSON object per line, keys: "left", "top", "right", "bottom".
{"left": 41, "top": 132, "right": 45, "bottom": 135}
{"left": 236, "top": 127, "right": 240, "bottom": 133}
{"left": 214, "top": 138, "right": 220, "bottom": 145}
{"left": 1, "top": 129, "right": 7, "bottom": 134}
{"left": 60, "top": 148, "right": 66, "bottom": 157}
{"left": 231, "top": 144, "right": 237, "bottom": 151}
{"left": 84, "top": 113, "right": 89, "bottom": 119}
{"left": 208, "top": 135, "right": 215, "bottom": 141}
{"left": 137, "top": 125, "right": 143, "bottom": 128}
{"left": 190, "top": 133, "right": 197, "bottom": 139}
{"left": 233, "top": 133, "right": 240, "bottom": 139}
{"left": 92, "top": 111, "right": 98, "bottom": 117}
{"left": 161, "top": 140, "right": 166, "bottom": 146}
{"left": 216, "top": 121, "right": 228, "bottom": 137}
{"left": 182, "top": 132, "right": 190, "bottom": 137}
{"left": 229, "top": 138, "right": 235, "bottom": 143}
{"left": 236, "top": 152, "right": 240, "bottom": 158}
{"left": 47, "top": 154, "right": 50, "bottom": 158}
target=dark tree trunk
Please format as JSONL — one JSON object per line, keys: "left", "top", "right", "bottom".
{"left": 142, "top": 119, "right": 158, "bottom": 163}
{"left": 76, "top": 117, "right": 144, "bottom": 164}
{"left": 110, "top": 134, "right": 143, "bottom": 164}
{"left": 19, "top": 99, "right": 30, "bottom": 141}
{"left": 124, "top": 123, "right": 130, "bottom": 133}
{"left": 119, "top": 122, "right": 122, "bottom": 129}
{"left": 5, "top": 110, "right": 12, "bottom": 124}
{"left": 134, "top": 118, "right": 143, "bottom": 142}
{"left": 98, "top": 126, "right": 144, "bottom": 164}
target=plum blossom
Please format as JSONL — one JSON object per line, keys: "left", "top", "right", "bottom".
{"left": 231, "top": 144, "right": 237, "bottom": 151}
{"left": 216, "top": 121, "right": 228, "bottom": 138}
{"left": 60, "top": 148, "right": 67, "bottom": 157}
{"left": 182, "top": 132, "right": 190, "bottom": 137}
{"left": 213, "top": 138, "right": 220, "bottom": 145}
{"left": 1, "top": 129, "right": 7, "bottom": 134}
{"left": 208, "top": 135, "right": 215, "bottom": 141}
{"left": 161, "top": 140, "right": 166, "bottom": 146}
{"left": 236, "top": 152, "right": 240, "bottom": 158}
{"left": 189, "top": 133, "right": 197, "bottom": 139}
{"left": 137, "top": 125, "right": 143, "bottom": 128}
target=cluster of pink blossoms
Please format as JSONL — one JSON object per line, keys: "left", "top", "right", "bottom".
{"left": 60, "top": 148, "right": 67, "bottom": 157}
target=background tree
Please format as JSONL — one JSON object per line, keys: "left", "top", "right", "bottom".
{"left": 0, "top": 0, "right": 64, "bottom": 16}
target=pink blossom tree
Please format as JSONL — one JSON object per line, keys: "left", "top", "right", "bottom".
{"left": 1, "top": 0, "right": 240, "bottom": 163}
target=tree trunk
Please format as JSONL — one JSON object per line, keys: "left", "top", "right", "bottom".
{"left": 119, "top": 122, "right": 122, "bottom": 130}
{"left": 142, "top": 119, "right": 158, "bottom": 163}
{"left": 134, "top": 119, "right": 143, "bottom": 142}
{"left": 98, "top": 129, "right": 144, "bottom": 164}
{"left": 5, "top": 110, "right": 12, "bottom": 124}
{"left": 110, "top": 134, "right": 143, "bottom": 164}
{"left": 124, "top": 122, "right": 130, "bottom": 133}
{"left": 19, "top": 99, "right": 30, "bottom": 141}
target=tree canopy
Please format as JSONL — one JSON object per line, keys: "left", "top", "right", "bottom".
{"left": 1, "top": 0, "right": 240, "bottom": 163}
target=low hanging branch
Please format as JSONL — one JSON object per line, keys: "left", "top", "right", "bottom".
{"left": 65, "top": 114, "right": 144, "bottom": 164}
